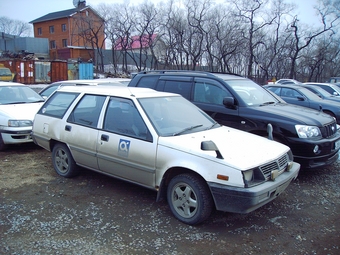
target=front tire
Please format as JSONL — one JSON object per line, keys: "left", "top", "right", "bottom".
{"left": 167, "top": 173, "right": 213, "bottom": 225}
{"left": 52, "top": 143, "right": 78, "bottom": 178}
{"left": 0, "top": 134, "right": 7, "bottom": 151}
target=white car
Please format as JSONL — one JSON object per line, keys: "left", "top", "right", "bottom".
{"left": 32, "top": 86, "right": 300, "bottom": 224}
{"left": 0, "top": 82, "right": 45, "bottom": 150}
{"left": 275, "top": 79, "right": 302, "bottom": 84}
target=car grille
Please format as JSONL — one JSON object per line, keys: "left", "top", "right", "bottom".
{"left": 321, "top": 122, "right": 338, "bottom": 138}
{"left": 259, "top": 154, "right": 288, "bottom": 180}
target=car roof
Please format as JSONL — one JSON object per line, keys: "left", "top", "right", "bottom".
{"left": 304, "top": 82, "right": 337, "bottom": 87}
{"left": 0, "top": 81, "right": 25, "bottom": 87}
{"left": 57, "top": 85, "right": 178, "bottom": 98}
{"left": 51, "top": 78, "right": 130, "bottom": 85}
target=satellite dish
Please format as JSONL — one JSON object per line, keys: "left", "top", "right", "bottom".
{"left": 73, "top": 0, "right": 79, "bottom": 8}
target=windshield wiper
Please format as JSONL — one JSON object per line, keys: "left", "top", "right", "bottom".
{"left": 6, "top": 101, "right": 28, "bottom": 104}
{"left": 207, "top": 122, "right": 220, "bottom": 130}
{"left": 173, "top": 124, "right": 203, "bottom": 136}
{"left": 260, "top": 101, "right": 276, "bottom": 106}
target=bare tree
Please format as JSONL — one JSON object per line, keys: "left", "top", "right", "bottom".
{"left": 132, "top": 1, "right": 160, "bottom": 71}
{"left": 97, "top": 2, "right": 134, "bottom": 74}
{"left": 0, "top": 16, "right": 32, "bottom": 37}
{"left": 284, "top": 0, "right": 340, "bottom": 79}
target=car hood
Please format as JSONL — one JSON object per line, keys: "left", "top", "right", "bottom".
{"left": 248, "top": 103, "right": 334, "bottom": 126}
{"left": 158, "top": 125, "right": 289, "bottom": 170}
{"left": 0, "top": 102, "right": 44, "bottom": 120}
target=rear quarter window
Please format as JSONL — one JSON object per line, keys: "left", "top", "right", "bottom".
{"left": 163, "top": 81, "right": 192, "bottom": 100}
{"left": 38, "top": 92, "right": 79, "bottom": 118}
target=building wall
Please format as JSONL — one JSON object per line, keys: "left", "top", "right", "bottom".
{"left": 32, "top": 8, "right": 105, "bottom": 61}
{"left": 34, "top": 17, "right": 70, "bottom": 50}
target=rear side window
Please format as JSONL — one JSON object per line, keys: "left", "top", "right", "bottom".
{"left": 67, "top": 94, "right": 106, "bottom": 128}
{"left": 318, "top": 85, "right": 335, "bottom": 95}
{"left": 163, "top": 81, "right": 192, "bottom": 100}
{"left": 136, "top": 76, "right": 159, "bottom": 88}
{"left": 281, "top": 88, "right": 302, "bottom": 98}
{"left": 38, "top": 92, "right": 79, "bottom": 118}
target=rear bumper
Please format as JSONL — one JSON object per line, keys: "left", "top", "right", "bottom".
{"left": 208, "top": 162, "right": 300, "bottom": 213}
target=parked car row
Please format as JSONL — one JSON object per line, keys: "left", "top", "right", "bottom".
{"left": 1, "top": 72, "right": 339, "bottom": 224}
{"left": 264, "top": 84, "right": 340, "bottom": 124}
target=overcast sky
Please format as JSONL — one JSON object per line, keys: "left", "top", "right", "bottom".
{"left": 0, "top": 0, "right": 319, "bottom": 25}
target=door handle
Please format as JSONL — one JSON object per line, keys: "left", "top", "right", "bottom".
{"left": 101, "top": 134, "right": 109, "bottom": 142}
{"left": 65, "top": 125, "right": 71, "bottom": 131}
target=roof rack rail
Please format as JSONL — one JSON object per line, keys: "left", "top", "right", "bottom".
{"left": 137, "top": 70, "right": 242, "bottom": 77}
{"left": 137, "top": 70, "right": 215, "bottom": 76}
{"left": 211, "top": 72, "right": 243, "bottom": 77}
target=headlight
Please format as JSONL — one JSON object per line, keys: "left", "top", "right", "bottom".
{"left": 243, "top": 169, "right": 254, "bottom": 182}
{"left": 242, "top": 169, "right": 265, "bottom": 188}
{"left": 8, "top": 120, "right": 33, "bottom": 127}
{"left": 295, "top": 125, "right": 321, "bottom": 138}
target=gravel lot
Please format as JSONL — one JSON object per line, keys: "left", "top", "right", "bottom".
{"left": 1, "top": 141, "right": 339, "bottom": 254}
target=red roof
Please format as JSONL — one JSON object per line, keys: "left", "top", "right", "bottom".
{"left": 114, "top": 34, "right": 157, "bottom": 50}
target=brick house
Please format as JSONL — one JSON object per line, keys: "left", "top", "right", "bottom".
{"left": 30, "top": 0, "right": 105, "bottom": 62}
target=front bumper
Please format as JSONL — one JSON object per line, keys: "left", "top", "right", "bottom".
{"left": 0, "top": 128, "right": 33, "bottom": 145}
{"left": 287, "top": 135, "right": 340, "bottom": 169}
{"left": 208, "top": 162, "right": 300, "bottom": 214}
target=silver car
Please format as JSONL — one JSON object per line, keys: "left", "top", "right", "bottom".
{"left": 32, "top": 86, "right": 300, "bottom": 224}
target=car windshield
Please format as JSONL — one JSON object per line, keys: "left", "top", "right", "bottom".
{"left": 139, "top": 96, "right": 216, "bottom": 136}
{"left": 225, "top": 79, "right": 278, "bottom": 106}
{"left": 0, "top": 86, "right": 44, "bottom": 104}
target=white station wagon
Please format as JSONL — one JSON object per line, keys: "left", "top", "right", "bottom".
{"left": 32, "top": 86, "right": 300, "bottom": 224}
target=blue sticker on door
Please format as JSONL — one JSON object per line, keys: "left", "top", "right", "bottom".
{"left": 118, "top": 139, "right": 130, "bottom": 157}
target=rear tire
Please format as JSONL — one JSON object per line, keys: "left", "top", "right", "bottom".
{"left": 167, "top": 173, "right": 213, "bottom": 225}
{"left": 52, "top": 143, "right": 78, "bottom": 178}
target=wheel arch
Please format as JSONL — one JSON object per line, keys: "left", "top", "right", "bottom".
{"left": 156, "top": 167, "right": 213, "bottom": 204}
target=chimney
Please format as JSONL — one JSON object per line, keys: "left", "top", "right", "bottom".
{"left": 78, "top": 0, "right": 86, "bottom": 8}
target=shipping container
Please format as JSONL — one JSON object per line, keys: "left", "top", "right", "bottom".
{"left": 50, "top": 61, "right": 67, "bottom": 82}
{"left": 35, "top": 61, "right": 51, "bottom": 83}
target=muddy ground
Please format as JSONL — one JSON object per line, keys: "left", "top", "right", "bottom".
{"left": 0, "top": 142, "right": 339, "bottom": 255}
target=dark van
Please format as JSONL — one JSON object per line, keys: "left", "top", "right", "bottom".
{"left": 129, "top": 71, "right": 340, "bottom": 169}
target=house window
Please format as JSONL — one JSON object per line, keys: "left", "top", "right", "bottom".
{"left": 49, "top": 26, "right": 54, "bottom": 34}
{"left": 50, "top": 40, "right": 56, "bottom": 49}
{"left": 62, "top": 39, "right": 67, "bottom": 47}
{"left": 37, "top": 28, "right": 42, "bottom": 35}
{"left": 61, "top": 24, "right": 66, "bottom": 32}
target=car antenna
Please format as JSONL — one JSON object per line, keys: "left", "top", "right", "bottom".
{"left": 128, "top": 87, "right": 135, "bottom": 97}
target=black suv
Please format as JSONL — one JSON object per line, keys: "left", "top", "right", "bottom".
{"left": 129, "top": 71, "right": 340, "bottom": 169}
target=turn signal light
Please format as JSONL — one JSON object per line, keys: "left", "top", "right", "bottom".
{"left": 217, "top": 174, "right": 229, "bottom": 181}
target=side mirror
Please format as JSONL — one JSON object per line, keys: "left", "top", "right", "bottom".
{"left": 223, "top": 97, "right": 236, "bottom": 109}
{"left": 201, "top": 140, "right": 223, "bottom": 159}
{"left": 297, "top": 96, "right": 305, "bottom": 101}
